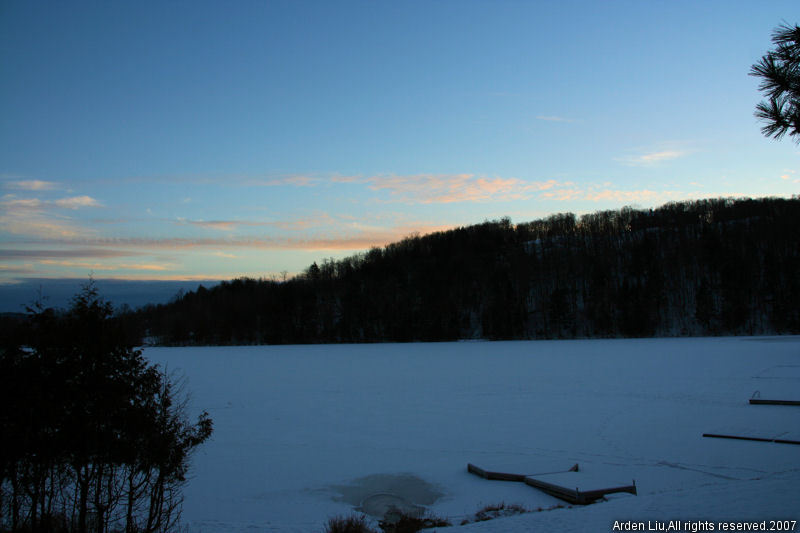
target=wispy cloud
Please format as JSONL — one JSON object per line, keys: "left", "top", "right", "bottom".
{"left": 25, "top": 222, "right": 457, "bottom": 252}
{"left": 330, "top": 175, "right": 363, "bottom": 184}
{"left": 1, "top": 194, "right": 102, "bottom": 210}
{"left": 261, "top": 223, "right": 458, "bottom": 250}
{"left": 116, "top": 263, "right": 172, "bottom": 272}
{"left": 780, "top": 170, "right": 799, "bottom": 183}
{"left": 83, "top": 273, "right": 231, "bottom": 282}
{"left": 339, "top": 174, "right": 561, "bottom": 204}
{"left": 0, "top": 194, "right": 102, "bottom": 239}
{"left": 181, "top": 219, "right": 240, "bottom": 231}
{"left": 539, "top": 185, "right": 687, "bottom": 205}
{"left": 0, "top": 264, "right": 36, "bottom": 275}
{"left": 4, "top": 179, "right": 59, "bottom": 191}
{"left": 539, "top": 185, "right": 761, "bottom": 207}
{"left": 1, "top": 196, "right": 44, "bottom": 209}
{"left": 39, "top": 260, "right": 171, "bottom": 271}
{"left": 0, "top": 213, "right": 88, "bottom": 239}
{"left": 582, "top": 189, "right": 676, "bottom": 203}
{"left": 0, "top": 248, "right": 136, "bottom": 260}
{"left": 178, "top": 213, "right": 340, "bottom": 232}
{"left": 272, "top": 175, "right": 317, "bottom": 187}
{"left": 71, "top": 172, "right": 324, "bottom": 189}
{"left": 616, "top": 149, "right": 688, "bottom": 167}
{"left": 53, "top": 196, "right": 102, "bottom": 209}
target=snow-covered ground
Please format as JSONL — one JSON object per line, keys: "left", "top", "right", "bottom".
{"left": 143, "top": 337, "right": 800, "bottom": 533}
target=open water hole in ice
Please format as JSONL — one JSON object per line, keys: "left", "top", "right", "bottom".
{"left": 142, "top": 337, "right": 800, "bottom": 532}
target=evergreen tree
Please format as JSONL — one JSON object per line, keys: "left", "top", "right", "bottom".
{"left": 0, "top": 281, "right": 212, "bottom": 533}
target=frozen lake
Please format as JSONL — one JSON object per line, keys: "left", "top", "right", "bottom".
{"left": 143, "top": 337, "right": 800, "bottom": 532}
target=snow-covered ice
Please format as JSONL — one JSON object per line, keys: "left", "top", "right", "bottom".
{"left": 142, "top": 337, "right": 800, "bottom": 532}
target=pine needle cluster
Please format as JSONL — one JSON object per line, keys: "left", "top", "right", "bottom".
{"left": 751, "top": 22, "right": 800, "bottom": 142}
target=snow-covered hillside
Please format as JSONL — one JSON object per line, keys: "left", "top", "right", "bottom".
{"left": 143, "top": 337, "right": 800, "bottom": 532}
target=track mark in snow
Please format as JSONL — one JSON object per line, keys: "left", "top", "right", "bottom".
{"left": 656, "top": 461, "right": 740, "bottom": 480}
{"left": 752, "top": 365, "right": 800, "bottom": 380}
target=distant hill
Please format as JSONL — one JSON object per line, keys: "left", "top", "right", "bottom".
{"left": 0, "top": 278, "right": 221, "bottom": 313}
{"left": 133, "top": 197, "right": 800, "bottom": 345}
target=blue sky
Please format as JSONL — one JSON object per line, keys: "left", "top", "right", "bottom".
{"left": 1, "top": 0, "right": 798, "bottom": 284}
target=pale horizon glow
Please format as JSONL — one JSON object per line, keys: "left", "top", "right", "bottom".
{"left": 1, "top": 1, "right": 799, "bottom": 283}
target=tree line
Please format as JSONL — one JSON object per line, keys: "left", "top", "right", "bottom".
{"left": 129, "top": 197, "right": 800, "bottom": 345}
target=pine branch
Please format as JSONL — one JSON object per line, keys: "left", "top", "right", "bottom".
{"left": 752, "top": 22, "right": 800, "bottom": 143}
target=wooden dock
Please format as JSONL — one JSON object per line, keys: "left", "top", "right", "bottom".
{"left": 467, "top": 462, "right": 578, "bottom": 482}
{"left": 467, "top": 463, "right": 636, "bottom": 505}
{"left": 703, "top": 433, "right": 800, "bottom": 445}
{"left": 523, "top": 476, "right": 637, "bottom": 505}
{"left": 467, "top": 463, "right": 528, "bottom": 481}
{"left": 749, "top": 399, "right": 800, "bottom": 406}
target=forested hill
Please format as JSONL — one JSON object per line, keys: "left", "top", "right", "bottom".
{"left": 135, "top": 197, "right": 800, "bottom": 345}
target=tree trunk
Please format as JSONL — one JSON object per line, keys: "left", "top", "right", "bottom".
{"left": 76, "top": 464, "right": 90, "bottom": 533}
{"left": 11, "top": 465, "right": 21, "bottom": 530}
{"left": 125, "top": 470, "right": 135, "bottom": 533}
{"left": 94, "top": 463, "right": 105, "bottom": 533}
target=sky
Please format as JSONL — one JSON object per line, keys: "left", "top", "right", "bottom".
{"left": 1, "top": 0, "right": 799, "bottom": 287}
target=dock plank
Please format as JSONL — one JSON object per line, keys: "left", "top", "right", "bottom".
{"left": 524, "top": 472, "right": 636, "bottom": 505}
{"left": 749, "top": 399, "right": 800, "bottom": 406}
{"left": 703, "top": 433, "right": 800, "bottom": 445}
{"left": 468, "top": 463, "right": 635, "bottom": 505}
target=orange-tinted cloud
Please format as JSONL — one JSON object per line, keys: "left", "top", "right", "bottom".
{"left": 39, "top": 260, "right": 171, "bottom": 271}
{"left": 87, "top": 273, "right": 231, "bottom": 281}
{"left": 182, "top": 220, "right": 240, "bottom": 231}
{"left": 212, "top": 251, "right": 238, "bottom": 259}
{"left": 780, "top": 170, "right": 799, "bottom": 183}
{"left": 349, "top": 174, "right": 561, "bottom": 204}
{"left": 28, "top": 222, "right": 456, "bottom": 252}
{"left": 178, "top": 213, "right": 341, "bottom": 232}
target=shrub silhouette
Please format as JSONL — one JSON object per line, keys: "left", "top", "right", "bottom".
{"left": 325, "top": 514, "right": 378, "bottom": 533}
{"left": 378, "top": 511, "right": 450, "bottom": 533}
